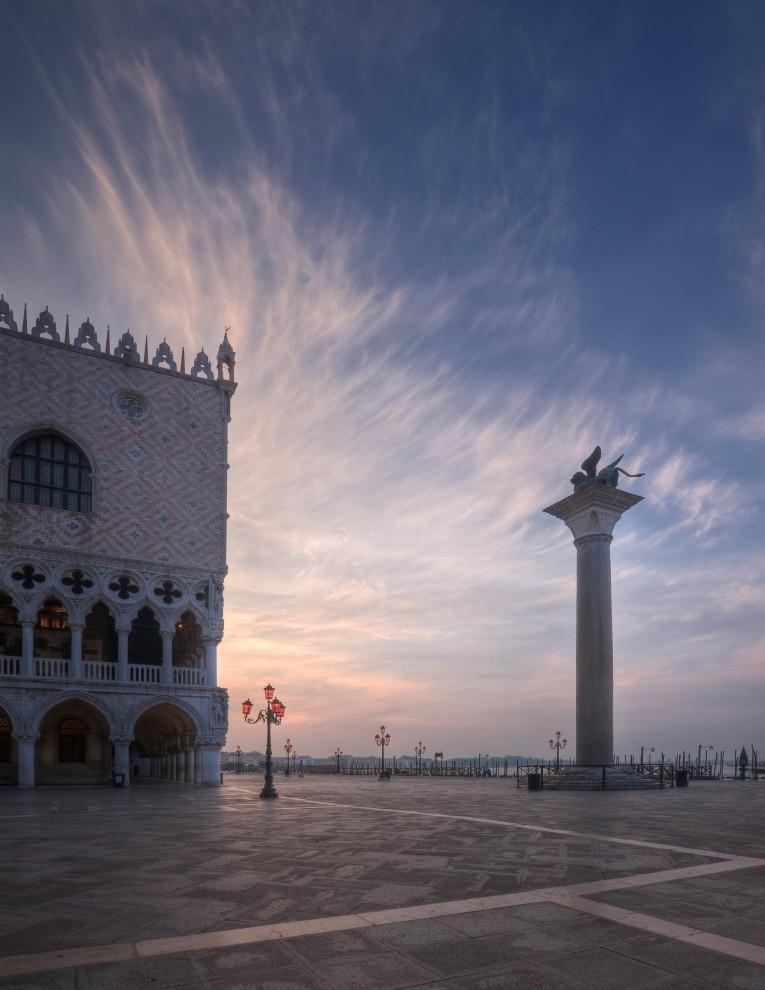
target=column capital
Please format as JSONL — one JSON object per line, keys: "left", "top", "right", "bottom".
{"left": 544, "top": 486, "right": 643, "bottom": 541}
{"left": 109, "top": 735, "right": 134, "bottom": 746}
{"left": 13, "top": 732, "right": 40, "bottom": 744}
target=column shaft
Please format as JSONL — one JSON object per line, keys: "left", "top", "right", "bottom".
{"left": 69, "top": 623, "right": 83, "bottom": 678}
{"left": 117, "top": 629, "right": 129, "bottom": 682}
{"left": 575, "top": 534, "right": 613, "bottom": 765}
{"left": 16, "top": 735, "right": 38, "bottom": 787}
{"left": 21, "top": 622, "right": 35, "bottom": 678}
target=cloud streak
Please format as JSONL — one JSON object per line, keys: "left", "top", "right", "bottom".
{"left": 1, "top": 1, "right": 763, "bottom": 760}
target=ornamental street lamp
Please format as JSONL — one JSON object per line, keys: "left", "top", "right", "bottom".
{"left": 242, "top": 684, "right": 286, "bottom": 799}
{"left": 548, "top": 731, "right": 568, "bottom": 771}
{"left": 283, "top": 738, "right": 295, "bottom": 776}
{"left": 235, "top": 745, "right": 242, "bottom": 774}
{"left": 334, "top": 748, "right": 343, "bottom": 773}
{"left": 375, "top": 725, "right": 391, "bottom": 780}
{"left": 414, "top": 740, "right": 426, "bottom": 774}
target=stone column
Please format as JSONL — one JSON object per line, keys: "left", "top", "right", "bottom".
{"left": 544, "top": 486, "right": 643, "bottom": 766}
{"left": 21, "top": 621, "right": 35, "bottom": 678}
{"left": 110, "top": 735, "right": 133, "bottom": 786}
{"left": 161, "top": 631, "right": 174, "bottom": 685}
{"left": 198, "top": 743, "right": 222, "bottom": 785}
{"left": 203, "top": 638, "right": 218, "bottom": 685}
{"left": 117, "top": 627, "right": 130, "bottom": 682}
{"left": 194, "top": 745, "right": 203, "bottom": 785}
{"left": 176, "top": 749, "right": 186, "bottom": 783}
{"left": 69, "top": 622, "right": 83, "bottom": 678}
{"left": 14, "top": 732, "right": 39, "bottom": 787}
{"left": 185, "top": 746, "right": 196, "bottom": 784}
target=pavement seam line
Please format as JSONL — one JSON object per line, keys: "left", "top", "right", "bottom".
{"left": 543, "top": 893, "right": 765, "bottom": 966}
{"left": 0, "top": 855, "right": 763, "bottom": 978}
{"left": 282, "top": 795, "right": 765, "bottom": 863}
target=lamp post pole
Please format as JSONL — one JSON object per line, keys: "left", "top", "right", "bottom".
{"left": 235, "top": 745, "right": 242, "bottom": 774}
{"left": 335, "top": 748, "right": 343, "bottom": 773}
{"left": 284, "top": 738, "right": 294, "bottom": 776}
{"left": 242, "top": 684, "right": 286, "bottom": 799}
{"left": 548, "top": 731, "right": 567, "bottom": 771}
{"left": 640, "top": 746, "right": 655, "bottom": 770}
{"left": 414, "top": 741, "right": 426, "bottom": 774}
{"left": 375, "top": 725, "right": 391, "bottom": 780}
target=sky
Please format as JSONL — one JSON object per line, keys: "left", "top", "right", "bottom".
{"left": 1, "top": 0, "right": 763, "bottom": 763}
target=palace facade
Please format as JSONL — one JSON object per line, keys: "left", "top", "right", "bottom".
{"left": 0, "top": 292, "right": 235, "bottom": 786}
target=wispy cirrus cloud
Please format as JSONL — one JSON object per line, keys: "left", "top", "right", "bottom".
{"left": 2, "top": 1, "right": 763, "bottom": 759}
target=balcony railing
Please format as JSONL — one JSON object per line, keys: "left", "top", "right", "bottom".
{"left": 130, "top": 664, "right": 162, "bottom": 684}
{"left": 83, "top": 660, "right": 117, "bottom": 681}
{"left": 34, "top": 657, "right": 70, "bottom": 678}
{"left": 1, "top": 655, "right": 21, "bottom": 676}
{"left": 0, "top": 654, "right": 207, "bottom": 686}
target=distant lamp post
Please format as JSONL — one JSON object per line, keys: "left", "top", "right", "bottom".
{"left": 283, "top": 738, "right": 295, "bottom": 776}
{"left": 414, "top": 740, "right": 426, "bottom": 774}
{"left": 703, "top": 744, "right": 715, "bottom": 767}
{"left": 235, "top": 745, "right": 243, "bottom": 774}
{"left": 334, "top": 748, "right": 343, "bottom": 773}
{"left": 242, "top": 684, "right": 286, "bottom": 799}
{"left": 640, "top": 745, "right": 655, "bottom": 769}
{"left": 375, "top": 725, "right": 391, "bottom": 780}
{"left": 548, "top": 731, "right": 568, "bottom": 770}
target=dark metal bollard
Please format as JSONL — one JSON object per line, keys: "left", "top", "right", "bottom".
{"left": 527, "top": 772, "right": 542, "bottom": 791}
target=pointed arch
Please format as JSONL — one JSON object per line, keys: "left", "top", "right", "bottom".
{"left": 82, "top": 601, "right": 118, "bottom": 665}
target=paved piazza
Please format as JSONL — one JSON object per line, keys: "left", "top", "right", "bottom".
{"left": 3, "top": 775, "right": 765, "bottom": 989}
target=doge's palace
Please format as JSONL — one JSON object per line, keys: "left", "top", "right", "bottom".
{"left": 0, "top": 292, "right": 236, "bottom": 786}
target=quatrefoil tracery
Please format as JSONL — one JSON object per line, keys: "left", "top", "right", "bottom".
{"left": 108, "top": 575, "right": 140, "bottom": 600}
{"left": 154, "top": 581, "right": 182, "bottom": 605}
{"left": 61, "top": 569, "right": 94, "bottom": 595}
{"left": 11, "top": 564, "right": 46, "bottom": 590}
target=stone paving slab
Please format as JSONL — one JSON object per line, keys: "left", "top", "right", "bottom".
{"left": 1, "top": 774, "right": 765, "bottom": 988}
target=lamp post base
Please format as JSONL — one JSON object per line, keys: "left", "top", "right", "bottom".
{"left": 260, "top": 778, "right": 279, "bottom": 799}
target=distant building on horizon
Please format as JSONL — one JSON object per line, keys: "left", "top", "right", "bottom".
{"left": 0, "top": 292, "right": 236, "bottom": 787}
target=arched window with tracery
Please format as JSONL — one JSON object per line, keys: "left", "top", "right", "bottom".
{"left": 8, "top": 433, "right": 92, "bottom": 511}
{"left": 59, "top": 718, "right": 86, "bottom": 763}
{"left": 172, "top": 611, "right": 203, "bottom": 668}
{"left": 128, "top": 607, "right": 162, "bottom": 666}
{"left": 35, "top": 598, "right": 70, "bottom": 660}
{"left": 83, "top": 602, "right": 118, "bottom": 664}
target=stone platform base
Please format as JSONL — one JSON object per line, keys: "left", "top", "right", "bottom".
{"left": 543, "top": 765, "right": 663, "bottom": 790}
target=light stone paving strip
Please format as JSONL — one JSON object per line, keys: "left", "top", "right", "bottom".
{"left": 2, "top": 793, "right": 765, "bottom": 980}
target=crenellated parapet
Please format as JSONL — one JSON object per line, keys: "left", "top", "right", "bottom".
{"left": 0, "top": 292, "right": 236, "bottom": 390}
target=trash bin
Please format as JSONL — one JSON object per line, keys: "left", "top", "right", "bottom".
{"left": 113, "top": 773, "right": 124, "bottom": 788}
{"left": 676, "top": 770, "right": 689, "bottom": 787}
{"left": 527, "top": 772, "right": 542, "bottom": 791}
